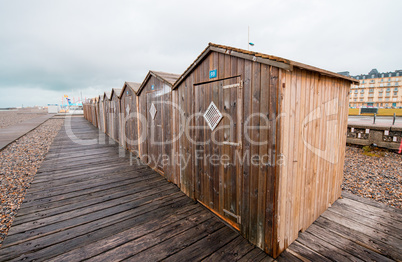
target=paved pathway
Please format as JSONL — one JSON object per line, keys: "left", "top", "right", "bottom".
{"left": 0, "top": 114, "right": 55, "bottom": 151}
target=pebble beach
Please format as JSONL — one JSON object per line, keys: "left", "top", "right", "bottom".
{"left": 0, "top": 118, "right": 63, "bottom": 246}
{"left": 342, "top": 145, "right": 402, "bottom": 209}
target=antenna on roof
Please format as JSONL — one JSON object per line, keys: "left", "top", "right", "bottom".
{"left": 248, "top": 26, "right": 254, "bottom": 51}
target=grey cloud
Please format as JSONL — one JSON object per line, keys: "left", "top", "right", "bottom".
{"left": 0, "top": 0, "right": 401, "bottom": 107}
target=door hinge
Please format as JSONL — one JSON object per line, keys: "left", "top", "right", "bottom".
{"left": 222, "top": 141, "right": 241, "bottom": 147}
{"left": 223, "top": 209, "right": 241, "bottom": 224}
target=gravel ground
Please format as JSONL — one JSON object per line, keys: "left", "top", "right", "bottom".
{"left": 342, "top": 146, "right": 402, "bottom": 209}
{"left": 0, "top": 108, "right": 48, "bottom": 129}
{"left": 0, "top": 118, "right": 64, "bottom": 246}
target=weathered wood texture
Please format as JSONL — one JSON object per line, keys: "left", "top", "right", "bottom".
{"left": 173, "top": 47, "right": 353, "bottom": 257}
{"left": 82, "top": 44, "right": 360, "bottom": 258}
{"left": 175, "top": 51, "right": 280, "bottom": 253}
{"left": 136, "top": 71, "right": 180, "bottom": 184}
{"left": 3, "top": 117, "right": 400, "bottom": 261}
{"left": 97, "top": 95, "right": 105, "bottom": 133}
{"left": 119, "top": 83, "right": 140, "bottom": 154}
{"left": 110, "top": 89, "right": 121, "bottom": 143}
{"left": 103, "top": 92, "right": 112, "bottom": 136}
{"left": 274, "top": 68, "right": 351, "bottom": 256}
{"left": 0, "top": 117, "right": 273, "bottom": 262}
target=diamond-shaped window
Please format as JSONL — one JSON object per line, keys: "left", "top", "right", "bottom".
{"left": 149, "top": 103, "right": 157, "bottom": 120}
{"left": 203, "top": 101, "right": 223, "bottom": 131}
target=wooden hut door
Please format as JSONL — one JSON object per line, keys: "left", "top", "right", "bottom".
{"left": 147, "top": 92, "right": 164, "bottom": 172}
{"left": 195, "top": 77, "right": 242, "bottom": 229}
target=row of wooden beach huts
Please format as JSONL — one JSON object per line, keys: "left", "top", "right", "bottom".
{"left": 83, "top": 43, "right": 358, "bottom": 258}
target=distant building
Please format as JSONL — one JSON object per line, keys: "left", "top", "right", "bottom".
{"left": 346, "top": 69, "right": 402, "bottom": 108}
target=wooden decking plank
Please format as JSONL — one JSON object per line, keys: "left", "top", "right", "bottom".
{"left": 296, "top": 231, "right": 364, "bottom": 262}
{"left": 32, "top": 163, "right": 144, "bottom": 183}
{"left": 341, "top": 191, "right": 402, "bottom": 215}
{"left": 314, "top": 216, "right": 402, "bottom": 261}
{"left": 46, "top": 204, "right": 202, "bottom": 261}
{"left": 202, "top": 235, "right": 256, "bottom": 261}
{"left": 2, "top": 116, "right": 399, "bottom": 261}
{"left": 12, "top": 181, "right": 172, "bottom": 226}
{"left": 161, "top": 226, "right": 239, "bottom": 262}
{"left": 8, "top": 183, "right": 176, "bottom": 235}
{"left": 306, "top": 223, "right": 394, "bottom": 262}
{"left": 14, "top": 178, "right": 167, "bottom": 217}
{"left": 21, "top": 174, "right": 161, "bottom": 208}
{"left": 329, "top": 201, "right": 402, "bottom": 239}
{"left": 335, "top": 196, "right": 402, "bottom": 225}
{"left": 239, "top": 248, "right": 276, "bottom": 262}
{"left": 123, "top": 219, "right": 227, "bottom": 262}
{"left": 85, "top": 210, "right": 216, "bottom": 262}
{"left": 1, "top": 191, "right": 183, "bottom": 249}
{"left": 24, "top": 170, "right": 159, "bottom": 200}
{"left": 321, "top": 209, "right": 402, "bottom": 252}
{"left": 6, "top": 197, "right": 194, "bottom": 262}
{"left": 28, "top": 167, "right": 150, "bottom": 190}
{"left": 285, "top": 241, "right": 331, "bottom": 262}
{"left": 0, "top": 195, "right": 190, "bottom": 261}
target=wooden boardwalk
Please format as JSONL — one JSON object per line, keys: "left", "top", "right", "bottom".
{"left": 0, "top": 116, "right": 401, "bottom": 261}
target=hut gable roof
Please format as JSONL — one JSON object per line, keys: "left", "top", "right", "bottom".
{"left": 104, "top": 91, "right": 112, "bottom": 101}
{"left": 172, "top": 43, "right": 358, "bottom": 89}
{"left": 111, "top": 88, "right": 122, "bottom": 99}
{"left": 120, "top": 81, "right": 141, "bottom": 96}
{"left": 137, "top": 70, "right": 180, "bottom": 95}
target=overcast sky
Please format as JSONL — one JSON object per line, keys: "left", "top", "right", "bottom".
{"left": 0, "top": 0, "right": 401, "bottom": 107}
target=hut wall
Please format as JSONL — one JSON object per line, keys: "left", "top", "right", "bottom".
{"left": 174, "top": 50, "right": 351, "bottom": 257}
{"left": 120, "top": 87, "right": 139, "bottom": 154}
{"left": 273, "top": 68, "right": 350, "bottom": 256}
{"left": 83, "top": 104, "right": 88, "bottom": 120}
{"left": 93, "top": 102, "right": 98, "bottom": 128}
{"left": 98, "top": 99, "right": 105, "bottom": 133}
{"left": 175, "top": 51, "right": 279, "bottom": 246}
{"left": 138, "top": 76, "right": 176, "bottom": 183}
{"left": 96, "top": 101, "right": 101, "bottom": 130}
{"left": 104, "top": 98, "right": 111, "bottom": 136}
{"left": 111, "top": 94, "right": 120, "bottom": 142}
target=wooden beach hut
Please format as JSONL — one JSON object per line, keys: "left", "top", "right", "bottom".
{"left": 97, "top": 94, "right": 105, "bottom": 133}
{"left": 103, "top": 91, "right": 112, "bottom": 136}
{"left": 137, "top": 71, "right": 180, "bottom": 182}
{"left": 171, "top": 43, "right": 358, "bottom": 257}
{"left": 110, "top": 88, "right": 122, "bottom": 143}
{"left": 119, "top": 82, "right": 141, "bottom": 153}
{"left": 87, "top": 98, "right": 97, "bottom": 128}
{"left": 93, "top": 97, "right": 99, "bottom": 128}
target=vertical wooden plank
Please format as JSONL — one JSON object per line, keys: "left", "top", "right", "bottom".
{"left": 264, "top": 65, "right": 278, "bottom": 255}
{"left": 211, "top": 52, "right": 220, "bottom": 209}
{"left": 236, "top": 57, "right": 245, "bottom": 229}
{"left": 286, "top": 68, "right": 296, "bottom": 246}
{"left": 272, "top": 68, "right": 284, "bottom": 257}
{"left": 230, "top": 79, "right": 238, "bottom": 217}
{"left": 241, "top": 59, "right": 252, "bottom": 240}
{"left": 257, "top": 64, "right": 269, "bottom": 248}
{"left": 292, "top": 69, "right": 302, "bottom": 240}
{"left": 299, "top": 70, "right": 310, "bottom": 231}
{"left": 230, "top": 57, "right": 238, "bottom": 217}
{"left": 279, "top": 69, "right": 291, "bottom": 253}
{"left": 249, "top": 62, "right": 261, "bottom": 245}
{"left": 218, "top": 53, "right": 226, "bottom": 215}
